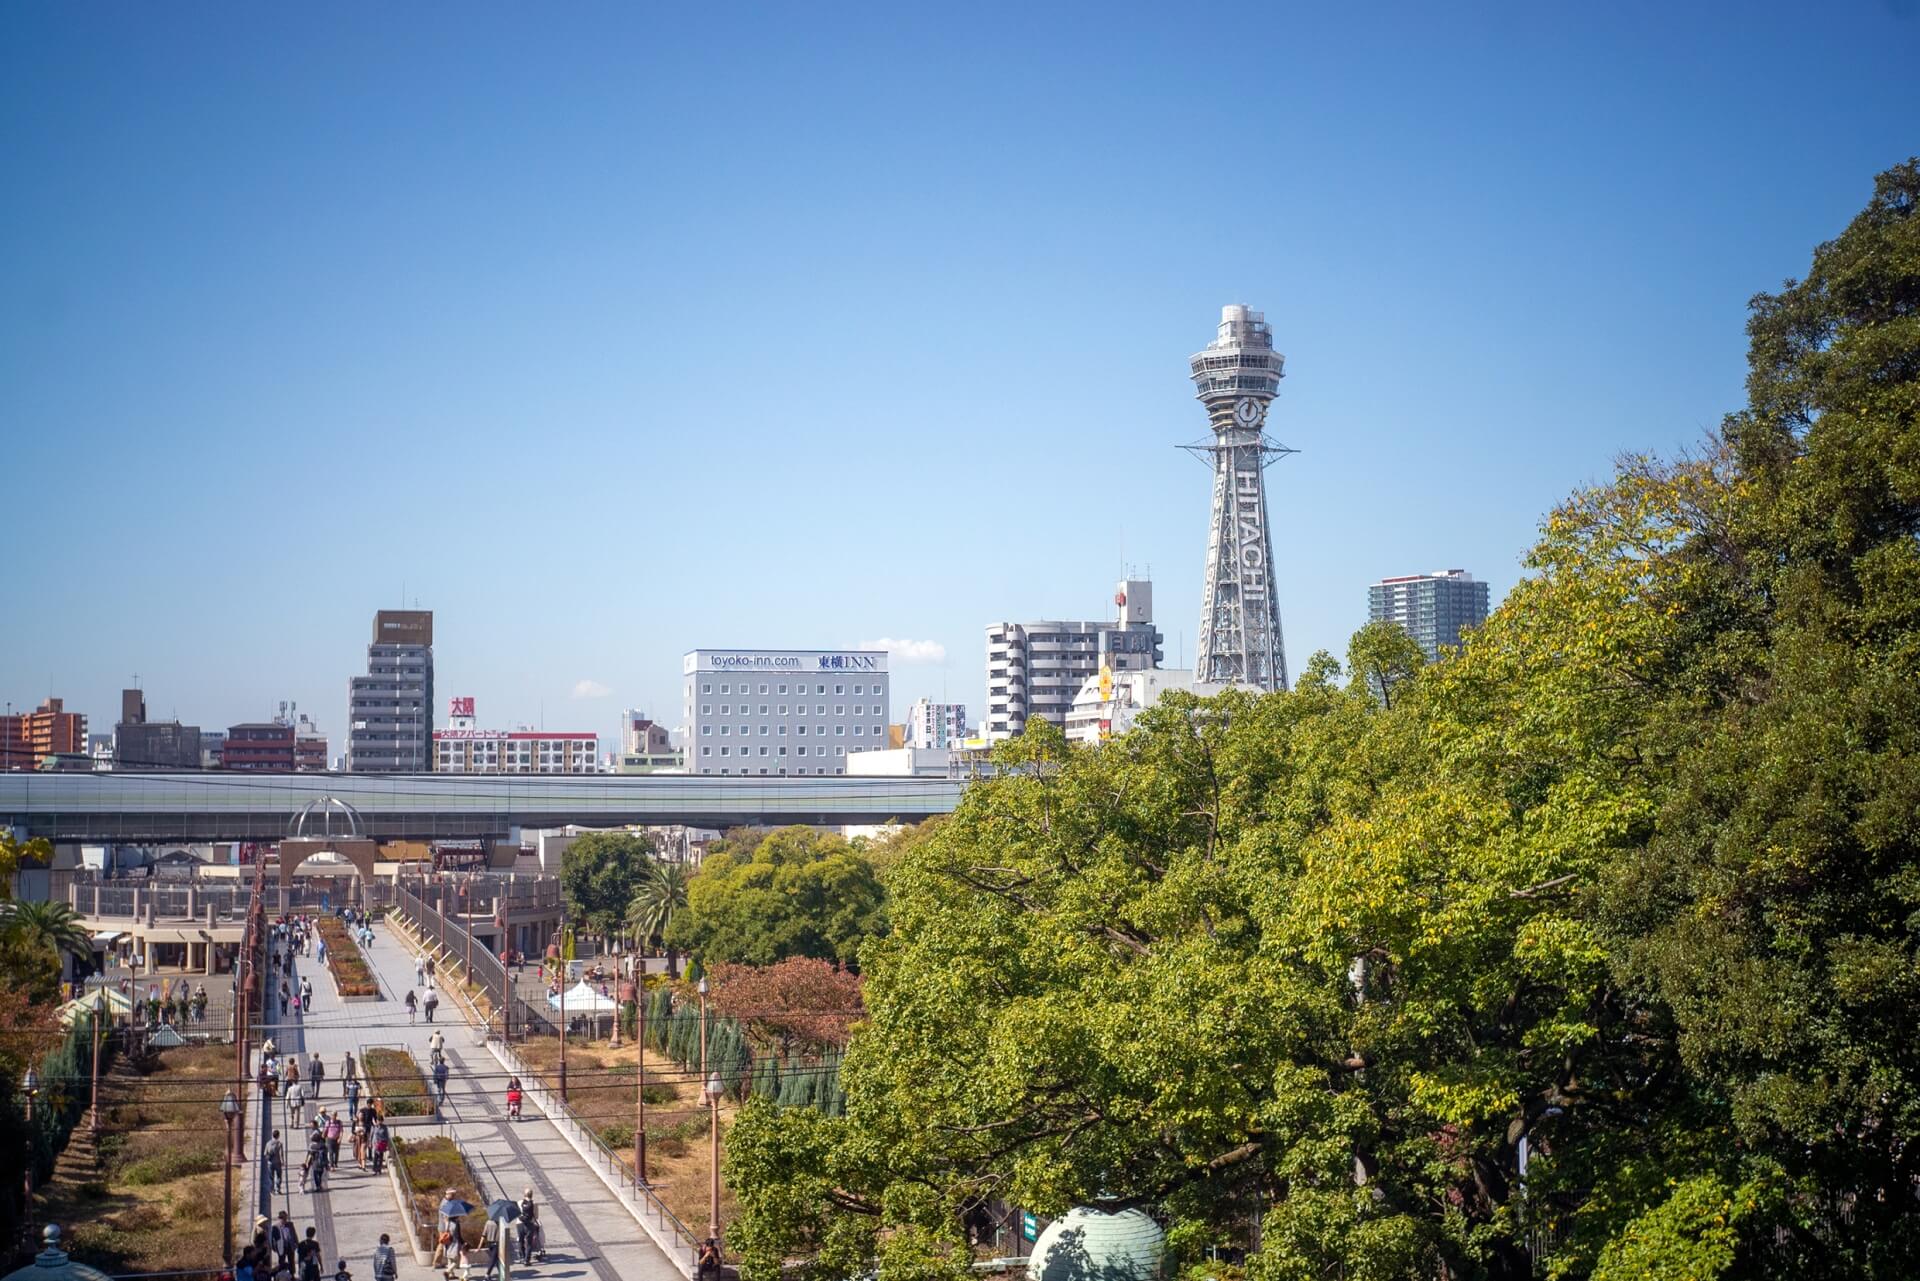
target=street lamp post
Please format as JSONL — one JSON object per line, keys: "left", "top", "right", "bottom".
{"left": 699, "top": 976, "right": 718, "bottom": 1244}
{"left": 635, "top": 980, "right": 648, "bottom": 1185}
{"left": 220, "top": 1089, "right": 239, "bottom": 1264}
{"left": 23, "top": 1066, "right": 38, "bottom": 1221}
{"left": 704, "top": 1070, "right": 723, "bottom": 1246}
{"left": 89, "top": 992, "right": 105, "bottom": 1140}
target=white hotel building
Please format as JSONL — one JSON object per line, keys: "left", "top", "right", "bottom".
{"left": 682, "top": 649, "right": 890, "bottom": 776}
{"left": 432, "top": 697, "right": 598, "bottom": 774}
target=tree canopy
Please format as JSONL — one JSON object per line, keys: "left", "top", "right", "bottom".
{"left": 558, "top": 830, "right": 656, "bottom": 937}
{"left": 723, "top": 160, "right": 1920, "bottom": 1281}
{"left": 666, "top": 827, "right": 887, "bottom": 970}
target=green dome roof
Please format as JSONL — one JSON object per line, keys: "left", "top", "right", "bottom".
{"left": 1028, "top": 1206, "right": 1165, "bottom": 1281}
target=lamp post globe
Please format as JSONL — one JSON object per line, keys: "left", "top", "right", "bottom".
{"left": 220, "top": 1088, "right": 239, "bottom": 1264}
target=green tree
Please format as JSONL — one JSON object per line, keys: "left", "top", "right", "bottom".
{"left": 1, "top": 900, "right": 92, "bottom": 963}
{"left": 559, "top": 831, "right": 655, "bottom": 938}
{"left": 626, "top": 859, "right": 691, "bottom": 976}
{"left": 665, "top": 827, "right": 886, "bottom": 969}
{"left": 721, "top": 164, "right": 1920, "bottom": 1281}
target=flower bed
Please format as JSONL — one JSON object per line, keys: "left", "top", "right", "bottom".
{"left": 393, "top": 1133, "right": 488, "bottom": 1248}
{"left": 363, "top": 1046, "right": 434, "bottom": 1117}
{"left": 317, "top": 916, "right": 379, "bottom": 997}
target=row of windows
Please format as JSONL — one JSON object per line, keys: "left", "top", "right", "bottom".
{"left": 697, "top": 704, "right": 874, "bottom": 717}
{"left": 702, "top": 767, "right": 843, "bottom": 776}
{"left": 701, "top": 745, "right": 846, "bottom": 758}
{"left": 696, "top": 682, "right": 878, "bottom": 696}
{"left": 706, "top": 723, "right": 878, "bottom": 737}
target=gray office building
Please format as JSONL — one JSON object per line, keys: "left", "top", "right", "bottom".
{"left": 681, "top": 649, "right": 891, "bottom": 776}
{"left": 1367, "top": 570, "right": 1490, "bottom": 661}
{"left": 347, "top": 609, "right": 434, "bottom": 772}
{"left": 985, "top": 580, "right": 1164, "bottom": 740}
{"left": 114, "top": 688, "right": 203, "bottom": 771}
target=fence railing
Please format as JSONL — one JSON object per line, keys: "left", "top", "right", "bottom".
{"left": 490, "top": 1035, "right": 699, "bottom": 1274}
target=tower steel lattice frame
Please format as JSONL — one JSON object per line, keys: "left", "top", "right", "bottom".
{"left": 1184, "top": 305, "right": 1295, "bottom": 691}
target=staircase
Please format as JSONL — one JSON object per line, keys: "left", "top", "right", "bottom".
{"left": 42, "top": 1049, "right": 145, "bottom": 1186}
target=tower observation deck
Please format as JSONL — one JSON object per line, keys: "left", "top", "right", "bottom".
{"left": 1185, "top": 304, "right": 1293, "bottom": 691}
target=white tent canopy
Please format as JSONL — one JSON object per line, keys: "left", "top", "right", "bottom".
{"left": 546, "top": 980, "right": 617, "bottom": 1013}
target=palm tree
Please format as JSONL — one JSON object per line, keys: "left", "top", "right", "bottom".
{"left": 626, "top": 860, "right": 690, "bottom": 979}
{"left": 3, "top": 899, "right": 93, "bottom": 965}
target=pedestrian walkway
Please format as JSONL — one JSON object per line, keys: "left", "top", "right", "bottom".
{"left": 250, "top": 914, "right": 683, "bottom": 1281}
{"left": 247, "top": 929, "right": 432, "bottom": 1281}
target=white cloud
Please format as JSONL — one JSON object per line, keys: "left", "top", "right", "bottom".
{"left": 862, "top": 637, "right": 947, "bottom": 664}
{"left": 571, "top": 679, "right": 612, "bottom": 699}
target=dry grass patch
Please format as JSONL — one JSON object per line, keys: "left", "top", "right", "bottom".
{"left": 363, "top": 1047, "right": 433, "bottom": 1117}
{"left": 41, "top": 1045, "right": 241, "bottom": 1273}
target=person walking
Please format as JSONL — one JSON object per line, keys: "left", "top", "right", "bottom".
{"left": 300, "top": 1125, "right": 326, "bottom": 1192}
{"left": 270, "top": 1211, "right": 300, "bottom": 1277}
{"left": 424, "top": 989, "right": 439, "bottom": 1023}
{"left": 370, "top": 1118, "right": 390, "bottom": 1173}
{"left": 428, "top": 1028, "right": 445, "bottom": 1059}
{"left": 310, "top": 1052, "right": 326, "bottom": 1099}
{"left": 480, "top": 1216, "right": 503, "bottom": 1281}
{"left": 297, "top": 1227, "right": 323, "bottom": 1281}
{"left": 287, "top": 1078, "right": 307, "bottom": 1128}
{"left": 301, "top": 977, "right": 313, "bottom": 1009}
{"left": 371, "top": 1234, "right": 398, "bottom": 1281}
{"left": 324, "top": 1110, "right": 344, "bottom": 1169}
{"left": 415, "top": 957, "right": 426, "bottom": 988}
{"left": 344, "top": 1074, "right": 362, "bottom": 1123}
{"left": 264, "top": 1128, "right": 287, "bottom": 1193}
{"left": 405, "top": 990, "right": 418, "bottom": 1023}
{"left": 286, "top": 1055, "right": 302, "bottom": 1090}
{"left": 431, "top": 1056, "right": 450, "bottom": 1114}
{"left": 341, "top": 1052, "right": 358, "bottom": 1089}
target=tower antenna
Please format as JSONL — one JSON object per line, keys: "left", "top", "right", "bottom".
{"left": 1181, "top": 304, "right": 1295, "bottom": 690}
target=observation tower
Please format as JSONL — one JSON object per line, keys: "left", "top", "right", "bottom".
{"left": 1184, "top": 304, "right": 1294, "bottom": 691}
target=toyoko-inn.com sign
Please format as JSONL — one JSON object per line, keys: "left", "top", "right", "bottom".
{"left": 684, "top": 649, "right": 888, "bottom": 675}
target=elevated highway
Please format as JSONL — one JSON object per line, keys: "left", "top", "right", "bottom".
{"left": 0, "top": 771, "right": 965, "bottom": 842}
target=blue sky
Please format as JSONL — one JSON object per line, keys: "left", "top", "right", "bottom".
{"left": 2, "top": 2, "right": 1915, "bottom": 746}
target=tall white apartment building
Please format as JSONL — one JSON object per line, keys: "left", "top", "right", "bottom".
{"left": 906, "top": 698, "right": 968, "bottom": 749}
{"left": 985, "top": 580, "right": 1163, "bottom": 740}
{"left": 681, "top": 649, "right": 891, "bottom": 776}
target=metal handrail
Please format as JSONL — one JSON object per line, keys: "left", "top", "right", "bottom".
{"left": 491, "top": 1036, "right": 700, "bottom": 1269}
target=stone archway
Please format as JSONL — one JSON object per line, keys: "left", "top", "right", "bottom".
{"left": 278, "top": 838, "right": 379, "bottom": 908}
{"left": 280, "top": 797, "right": 379, "bottom": 910}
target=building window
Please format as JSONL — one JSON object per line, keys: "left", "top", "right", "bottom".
{"left": 835, "top": 726, "right": 845, "bottom": 736}
{"left": 797, "top": 746, "right": 807, "bottom": 756}
{"left": 701, "top": 747, "right": 711, "bottom": 757}
{"left": 778, "top": 684, "right": 787, "bottom": 695}
{"left": 816, "top": 705, "right": 826, "bottom": 715}
{"left": 720, "top": 746, "right": 729, "bottom": 756}
{"left": 759, "top": 705, "right": 768, "bottom": 715}
{"left": 719, "top": 705, "right": 729, "bottom": 715}
{"left": 797, "top": 726, "right": 806, "bottom": 736}
{"left": 719, "top": 726, "right": 729, "bottom": 735}
{"left": 759, "top": 746, "right": 768, "bottom": 756}
{"left": 778, "top": 726, "right": 786, "bottom": 735}
{"left": 835, "top": 706, "right": 844, "bottom": 717}
{"left": 854, "top": 725, "right": 864, "bottom": 736}
{"left": 836, "top": 746, "right": 845, "bottom": 756}
{"left": 720, "top": 684, "right": 730, "bottom": 694}
{"left": 854, "top": 685, "right": 863, "bottom": 695}
{"left": 701, "top": 705, "right": 711, "bottom": 716}
{"left": 835, "top": 684, "right": 844, "bottom": 695}
{"left": 759, "top": 684, "right": 768, "bottom": 694}
{"left": 778, "top": 747, "right": 786, "bottom": 756}
{"left": 701, "top": 684, "right": 711, "bottom": 694}
{"left": 816, "top": 684, "right": 826, "bottom": 694}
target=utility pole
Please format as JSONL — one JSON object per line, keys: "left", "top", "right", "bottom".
{"left": 558, "top": 920, "right": 569, "bottom": 1103}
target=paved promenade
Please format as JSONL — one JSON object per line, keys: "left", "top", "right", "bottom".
{"left": 246, "top": 917, "right": 681, "bottom": 1281}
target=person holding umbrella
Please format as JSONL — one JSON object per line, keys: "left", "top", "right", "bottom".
{"left": 436, "top": 1190, "right": 474, "bottom": 1279}
{"left": 484, "top": 1195, "right": 522, "bottom": 1281}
